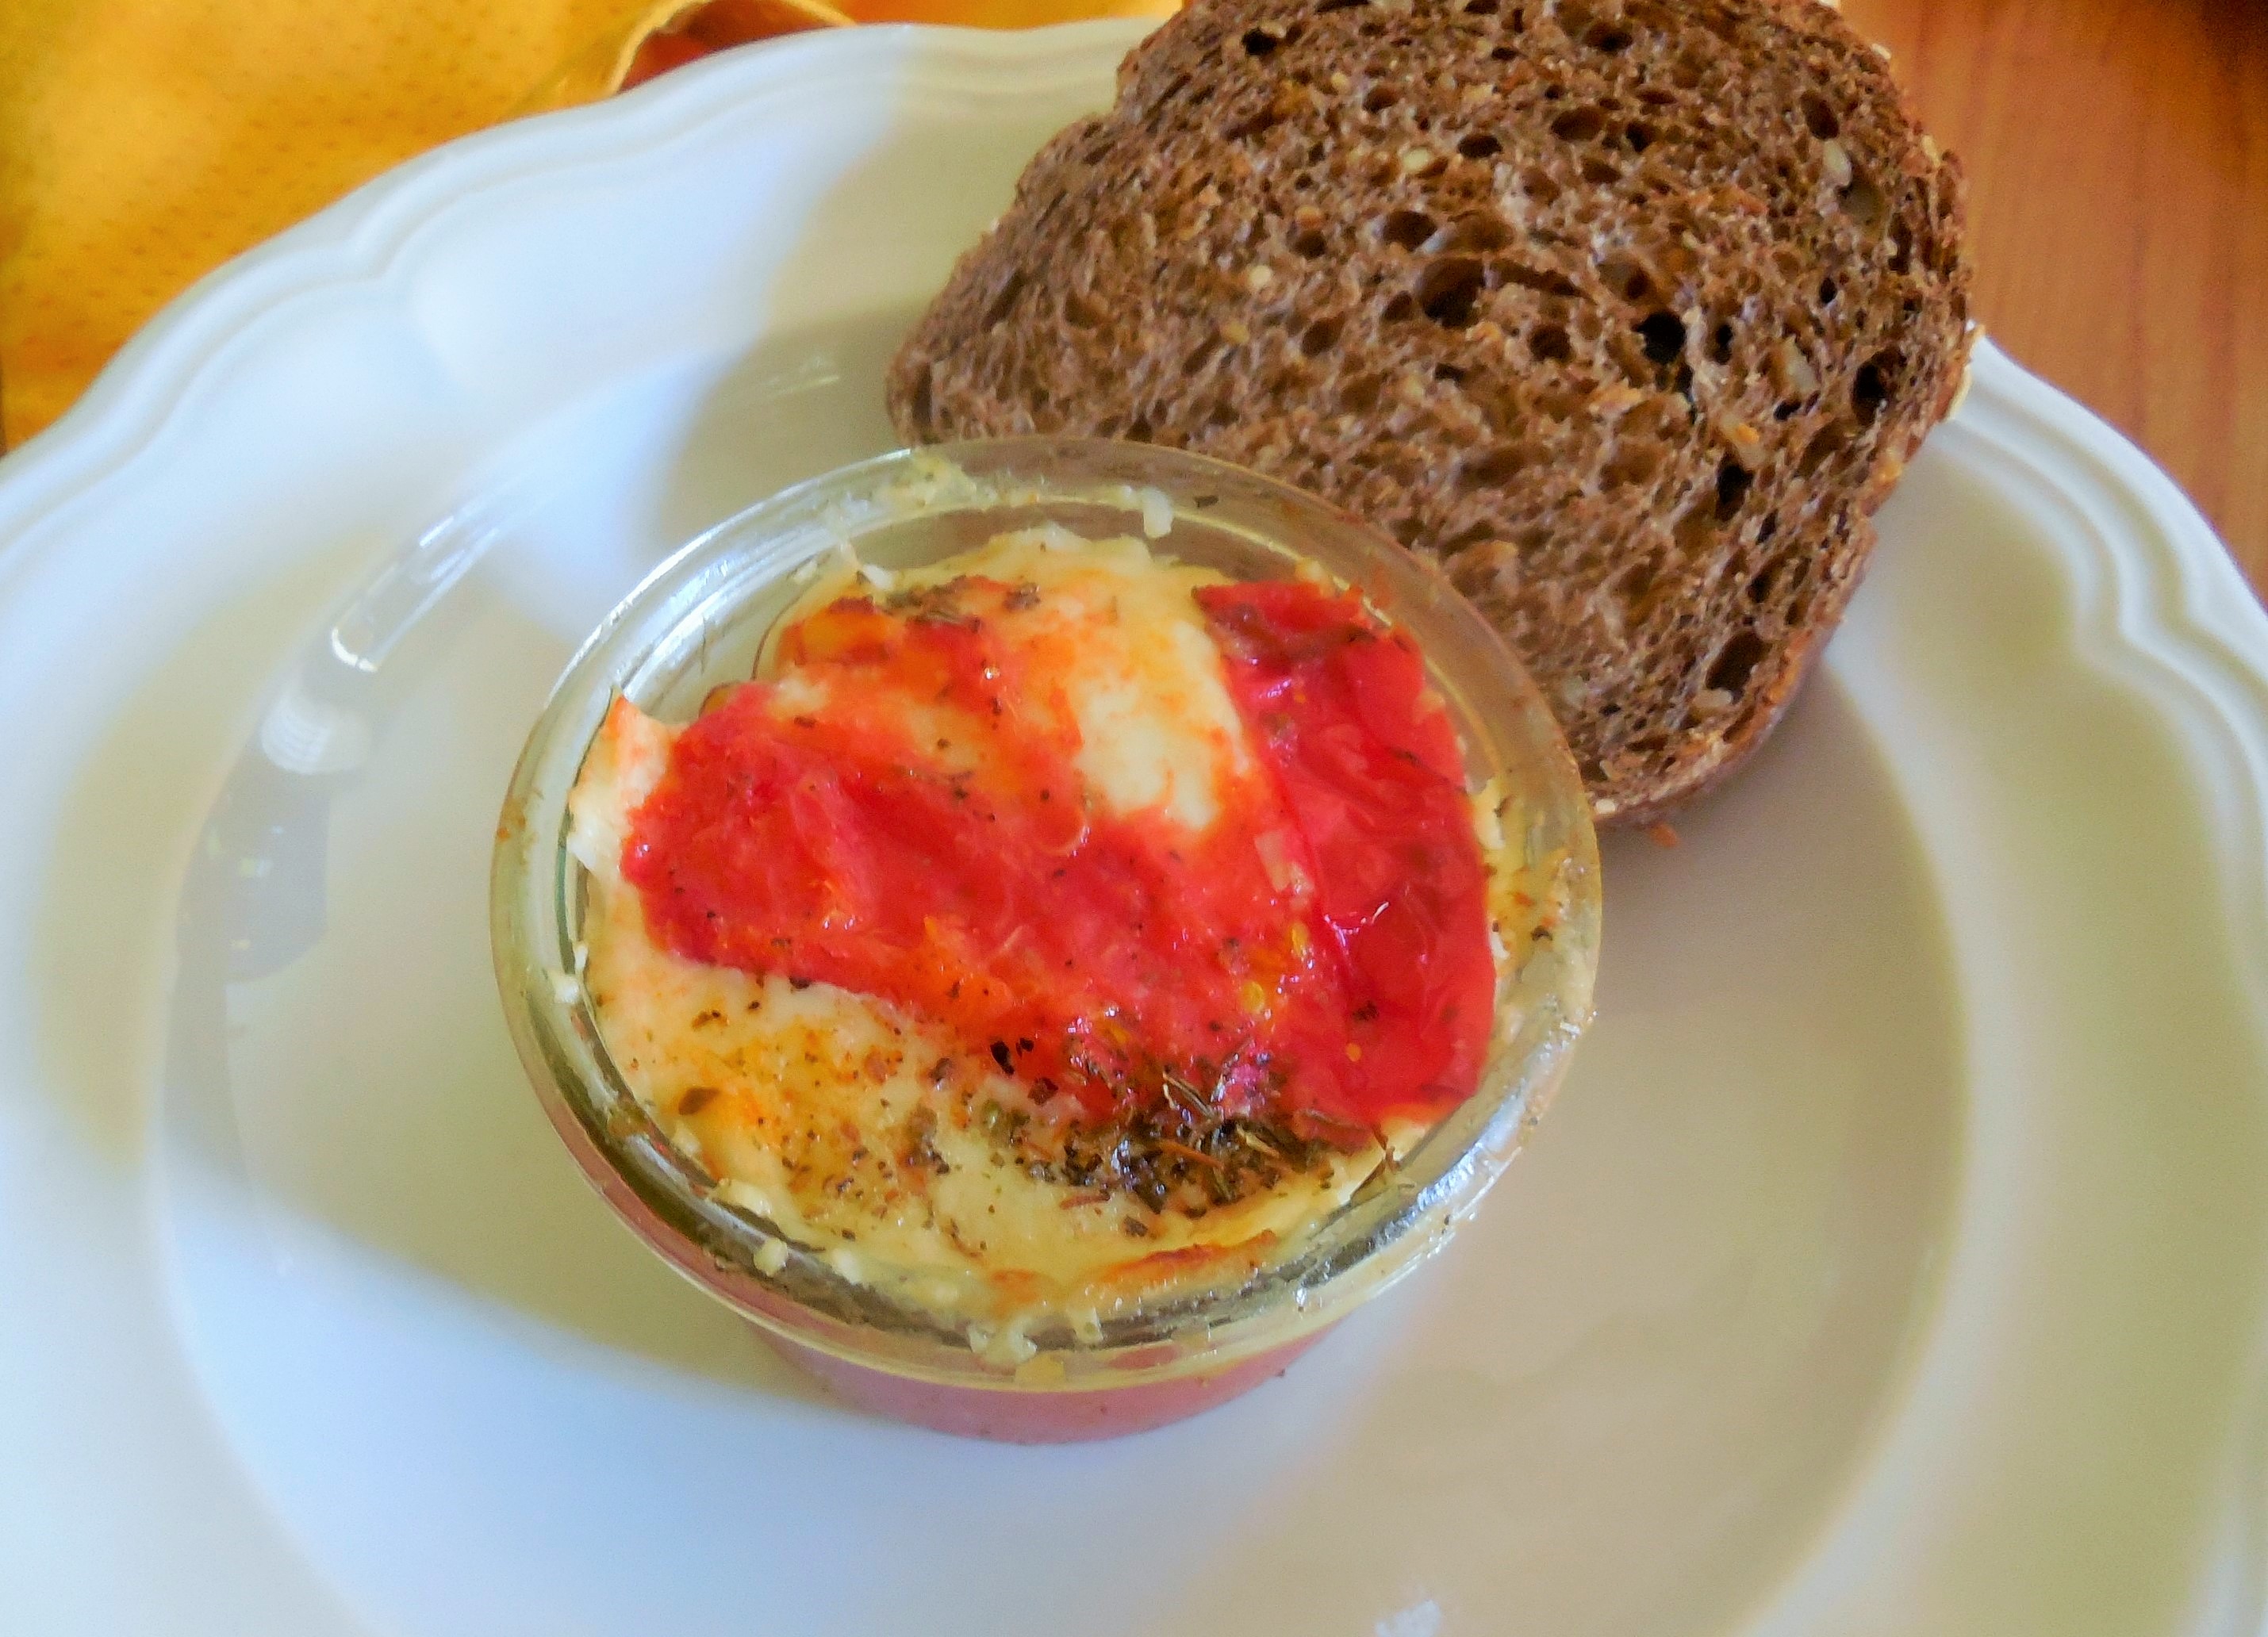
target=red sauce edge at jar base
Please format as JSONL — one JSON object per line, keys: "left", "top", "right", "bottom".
{"left": 762, "top": 1325, "right": 1334, "bottom": 1443}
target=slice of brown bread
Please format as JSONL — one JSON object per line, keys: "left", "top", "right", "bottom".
{"left": 886, "top": 0, "right": 1971, "bottom": 824}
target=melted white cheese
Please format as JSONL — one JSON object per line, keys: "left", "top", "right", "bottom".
{"left": 775, "top": 528, "right": 1253, "bottom": 831}
{"left": 569, "top": 535, "right": 1385, "bottom": 1330}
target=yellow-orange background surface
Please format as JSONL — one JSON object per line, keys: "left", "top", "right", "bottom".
{"left": 0, "top": 0, "right": 1169, "bottom": 450}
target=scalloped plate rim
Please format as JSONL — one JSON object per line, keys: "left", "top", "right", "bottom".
{"left": 0, "top": 19, "right": 1154, "bottom": 572}
{"left": 2, "top": 18, "right": 2266, "bottom": 1630}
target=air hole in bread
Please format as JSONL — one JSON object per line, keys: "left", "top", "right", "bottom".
{"left": 1801, "top": 94, "right": 1840, "bottom": 140}
{"left": 1315, "top": 0, "right": 1367, "bottom": 12}
{"left": 1063, "top": 289, "right": 1104, "bottom": 329}
{"left": 1526, "top": 383, "right": 1578, "bottom": 419}
{"left": 1710, "top": 321, "right": 1735, "bottom": 364}
{"left": 1429, "top": 213, "right": 1513, "bottom": 253}
{"left": 1242, "top": 27, "right": 1282, "bottom": 55}
{"left": 1466, "top": 0, "right": 1499, "bottom": 11}
{"left": 1745, "top": 562, "right": 1777, "bottom": 603}
{"left": 1670, "top": 53, "right": 1703, "bottom": 88}
{"left": 1363, "top": 83, "right": 1399, "bottom": 111}
{"left": 1839, "top": 171, "right": 1887, "bottom": 231}
{"left": 1300, "top": 316, "right": 1343, "bottom": 356}
{"left": 1637, "top": 309, "right": 1687, "bottom": 364}
{"left": 984, "top": 270, "right": 1027, "bottom": 328}
{"left": 1502, "top": 260, "right": 1581, "bottom": 297}
{"left": 1182, "top": 336, "right": 1218, "bottom": 373}
{"left": 1598, "top": 256, "right": 1652, "bottom": 301}
{"left": 1520, "top": 167, "right": 1562, "bottom": 203}
{"left": 1435, "top": 362, "right": 1468, "bottom": 381}
{"left": 1621, "top": 396, "right": 1667, "bottom": 438}
{"left": 1852, "top": 351, "right": 1897, "bottom": 424}
{"left": 1340, "top": 373, "right": 1385, "bottom": 412}
{"left": 905, "top": 370, "right": 934, "bottom": 439}
{"left": 1291, "top": 227, "right": 1330, "bottom": 258}
{"left": 1381, "top": 209, "right": 1437, "bottom": 249}
{"left": 1602, "top": 442, "right": 1664, "bottom": 487}
{"left": 1207, "top": 401, "right": 1239, "bottom": 428}
{"left": 1228, "top": 109, "right": 1283, "bottom": 141}
{"left": 1772, "top": 401, "right": 1798, "bottom": 421}
{"left": 1818, "top": 276, "right": 1838, "bottom": 305}
{"left": 1798, "top": 423, "right": 1845, "bottom": 475}
{"left": 1418, "top": 257, "right": 1488, "bottom": 327}
{"left": 1585, "top": 23, "right": 1634, "bottom": 52}
{"left": 1625, "top": 121, "right": 1654, "bottom": 151}
{"left": 1490, "top": 44, "right": 1518, "bottom": 59}
{"left": 1458, "top": 443, "right": 1531, "bottom": 487}
{"left": 1550, "top": 105, "right": 1606, "bottom": 141}
{"left": 1458, "top": 132, "right": 1503, "bottom": 159}
{"left": 1124, "top": 414, "right": 1153, "bottom": 443}
{"left": 1581, "top": 156, "right": 1621, "bottom": 185}
{"left": 1381, "top": 290, "right": 1418, "bottom": 322}
{"left": 1528, "top": 324, "right": 1573, "bottom": 362}
{"left": 1887, "top": 221, "right": 1913, "bottom": 274}
{"left": 1713, "top": 458, "right": 1753, "bottom": 520}
{"left": 1706, "top": 630, "right": 1767, "bottom": 696}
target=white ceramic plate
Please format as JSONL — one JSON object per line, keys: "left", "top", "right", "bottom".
{"left": 3, "top": 21, "right": 2266, "bottom": 1636}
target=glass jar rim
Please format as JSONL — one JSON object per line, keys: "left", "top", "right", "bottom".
{"left": 491, "top": 436, "right": 1600, "bottom": 1386}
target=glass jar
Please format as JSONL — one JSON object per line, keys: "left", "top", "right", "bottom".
{"left": 491, "top": 438, "right": 1599, "bottom": 1441}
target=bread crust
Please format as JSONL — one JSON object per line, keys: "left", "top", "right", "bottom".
{"left": 888, "top": 0, "right": 1972, "bottom": 823}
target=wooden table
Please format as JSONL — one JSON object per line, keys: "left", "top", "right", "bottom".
{"left": 1844, "top": 0, "right": 2268, "bottom": 597}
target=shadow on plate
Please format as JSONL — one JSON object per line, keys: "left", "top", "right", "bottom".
{"left": 20, "top": 308, "right": 933, "bottom": 1410}
{"left": 150, "top": 619, "right": 818, "bottom": 1397}
{"left": 109, "top": 312, "right": 919, "bottom": 1398}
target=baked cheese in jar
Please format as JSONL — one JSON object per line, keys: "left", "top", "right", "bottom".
{"left": 494, "top": 440, "right": 1598, "bottom": 1441}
